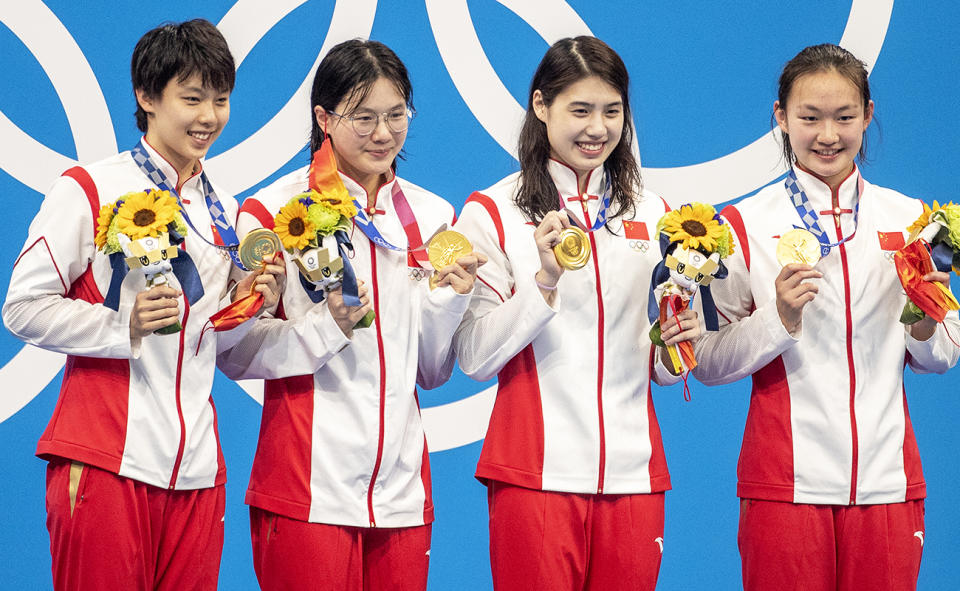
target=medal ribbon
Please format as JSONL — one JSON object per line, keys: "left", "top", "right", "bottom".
{"left": 351, "top": 181, "right": 431, "bottom": 267}
{"left": 557, "top": 179, "right": 612, "bottom": 232}
{"left": 131, "top": 142, "right": 266, "bottom": 340}
{"left": 131, "top": 141, "right": 250, "bottom": 270}
{"left": 784, "top": 168, "right": 864, "bottom": 258}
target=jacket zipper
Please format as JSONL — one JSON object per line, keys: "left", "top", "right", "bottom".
{"left": 582, "top": 199, "right": 607, "bottom": 494}
{"left": 366, "top": 240, "right": 387, "bottom": 526}
{"left": 168, "top": 294, "right": 190, "bottom": 489}
{"left": 832, "top": 189, "right": 859, "bottom": 504}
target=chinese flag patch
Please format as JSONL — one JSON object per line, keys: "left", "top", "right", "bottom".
{"left": 623, "top": 220, "right": 649, "bottom": 240}
{"left": 877, "top": 231, "right": 905, "bottom": 251}
{"left": 211, "top": 224, "right": 225, "bottom": 246}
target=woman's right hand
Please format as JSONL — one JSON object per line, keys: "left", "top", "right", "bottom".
{"left": 775, "top": 263, "right": 822, "bottom": 336}
{"left": 533, "top": 210, "right": 571, "bottom": 292}
{"left": 130, "top": 285, "right": 181, "bottom": 340}
{"left": 327, "top": 279, "right": 372, "bottom": 338}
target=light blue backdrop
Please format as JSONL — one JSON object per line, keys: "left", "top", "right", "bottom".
{"left": 2, "top": 1, "right": 958, "bottom": 589}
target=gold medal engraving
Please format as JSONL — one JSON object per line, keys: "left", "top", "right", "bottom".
{"left": 428, "top": 230, "right": 473, "bottom": 270}
{"left": 776, "top": 228, "right": 821, "bottom": 266}
{"left": 553, "top": 227, "right": 591, "bottom": 270}
{"left": 240, "top": 228, "right": 282, "bottom": 270}
{"left": 427, "top": 230, "right": 473, "bottom": 289}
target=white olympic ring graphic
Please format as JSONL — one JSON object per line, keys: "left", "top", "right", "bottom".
{"left": 0, "top": 1, "right": 893, "bottom": 453}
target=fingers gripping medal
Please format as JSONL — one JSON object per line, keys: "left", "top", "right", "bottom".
{"left": 776, "top": 228, "right": 821, "bottom": 266}
{"left": 427, "top": 230, "right": 473, "bottom": 289}
{"left": 239, "top": 228, "right": 282, "bottom": 273}
{"left": 553, "top": 227, "right": 591, "bottom": 270}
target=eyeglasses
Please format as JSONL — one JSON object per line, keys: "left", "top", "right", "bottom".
{"left": 327, "top": 108, "right": 412, "bottom": 136}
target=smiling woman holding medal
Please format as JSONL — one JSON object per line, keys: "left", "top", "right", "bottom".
{"left": 215, "top": 40, "right": 485, "bottom": 591}
{"left": 453, "top": 37, "right": 700, "bottom": 591}
{"left": 692, "top": 44, "right": 960, "bottom": 591}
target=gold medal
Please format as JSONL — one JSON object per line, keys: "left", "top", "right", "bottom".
{"left": 553, "top": 227, "right": 591, "bottom": 270}
{"left": 239, "top": 228, "right": 282, "bottom": 270}
{"left": 427, "top": 230, "right": 473, "bottom": 289}
{"left": 776, "top": 228, "right": 821, "bottom": 266}
{"left": 428, "top": 230, "right": 473, "bottom": 270}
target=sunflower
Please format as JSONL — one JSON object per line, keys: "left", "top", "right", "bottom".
{"left": 313, "top": 185, "right": 357, "bottom": 219}
{"left": 658, "top": 203, "right": 723, "bottom": 253}
{"left": 94, "top": 204, "right": 115, "bottom": 250}
{"left": 115, "top": 190, "right": 179, "bottom": 240}
{"left": 275, "top": 200, "right": 316, "bottom": 250}
{"left": 906, "top": 201, "right": 936, "bottom": 240}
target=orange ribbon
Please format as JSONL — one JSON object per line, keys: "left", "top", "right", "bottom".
{"left": 894, "top": 240, "right": 956, "bottom": 323}
{"left": 660, "top": 293, "right": 696, "bottom": 400}
{"left": 308, "top": 140, "right": 343, "bottom": 195}
{"left": 195, "top": 289, "right": 265, "bottom": 355}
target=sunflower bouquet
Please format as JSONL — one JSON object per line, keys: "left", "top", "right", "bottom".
{"left": 273, "top": 142, "right": 374, "bottom": 328}
{"left": 648, "top": 203, "right": 735, "bottom": 377}
{"left": 273, "top": 189, "right": 357, "bottom": 289}
{"left": 896, "top": 201, "right": 960, "bottom": 325}
{"left": 95, "top": 188, "right": 189, "bottom": 334}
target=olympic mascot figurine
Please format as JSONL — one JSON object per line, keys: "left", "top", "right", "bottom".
{"left": 896, "top": 201, "right": 960, "bottom": 325}
{"left": 648, "top": 203, "right": 734, "bottom": 383}
{"left": 117, "top": 233, "right": 181, "bottom": 333}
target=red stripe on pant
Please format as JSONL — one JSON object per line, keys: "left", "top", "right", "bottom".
{"left": 45, "top": 459, "right": 224, "bottom": 591}
{"left": 250, "top": 507, "right": 432, "bottom": 591}
{"left": 488, "top": 480, "right": 665, "bottom": 591}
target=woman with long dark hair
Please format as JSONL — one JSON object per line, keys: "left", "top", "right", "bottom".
{"left": 454, "top": 36, "right": 699, "bottom": 590}
{"left": 219, "top": 39, "right": 484, "bottom": 591}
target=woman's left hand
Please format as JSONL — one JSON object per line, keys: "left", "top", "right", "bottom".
{"left": 660, "top": 308, "right": 701, "bottom": 345}
{"left": 433, "top": 252, "right": 489, "bottom": 294}
{"left": 908, "top": 270, "right": 952, "bottom": 341}
{"left": 236, "top": 253, "right": 286, "bottom": 310}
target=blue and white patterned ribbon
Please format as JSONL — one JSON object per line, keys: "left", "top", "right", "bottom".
{"left": 131, "top": 140, "right": 248, "bottom": 270}
{"left": 784, "top": 169, "right": 862, "bottom": 258}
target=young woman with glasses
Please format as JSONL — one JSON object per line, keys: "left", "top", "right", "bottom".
{"left": 218, "top": 39, "right": 485, "bottom": 591}
{"left": 453, "top": 36, "right": 701, "bottom": 590}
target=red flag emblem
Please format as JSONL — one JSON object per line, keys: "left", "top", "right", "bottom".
{"left": 877, "top": 231, "right": 905, "bottom": 251}
{"left": 623, "top": 220, "right": 649, "bottom": 240}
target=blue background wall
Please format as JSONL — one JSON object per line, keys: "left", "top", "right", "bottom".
{"left": 2, "top": 1, "right": 958, "bottom": 589}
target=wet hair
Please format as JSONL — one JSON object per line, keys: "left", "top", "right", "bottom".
{"left": 308, "top": 39, "right": 413, "bottom": 161}
{"left": 131, "top": 19, "right": 235, "bottom": 133}
{"left": 516, "top": 36, "right": 639, "bottom": 225}
{"left": 774, "top": 43, "right": 872, "bottom": 164}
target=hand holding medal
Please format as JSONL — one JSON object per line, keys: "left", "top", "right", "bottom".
{"left": 427, "top": 230, "right": 475, "bottom": 290}
{"left": 776, "top": 228, "right": 822, "bottom": 267}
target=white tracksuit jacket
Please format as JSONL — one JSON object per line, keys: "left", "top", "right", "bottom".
{"left": 3, "top": 141, "right": 252, "bottom": 490}
{"left": 693, "top": 165, "right": 960, "bottom": 505}
{"left": 453, "top": 160, "right": 679, "bottom": 495}
{"left": 220, "top": 166, "right": 470, "bottom": 528}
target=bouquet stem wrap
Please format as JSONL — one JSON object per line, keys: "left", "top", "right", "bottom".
{"left": 894, "top": 239, "right": 959, "bottom": 323}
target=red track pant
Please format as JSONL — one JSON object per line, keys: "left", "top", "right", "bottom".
{"left": 488, "top": 480, "right": 665, "bottom": 591}
{"left": 45, "top": 459, "right": 224, "bottom": 591}
{"left": 738, "top": 498, "right": 925, "bottom": 591}
{"left": 250, "top": 506, "right": 432, "bottom": 591}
